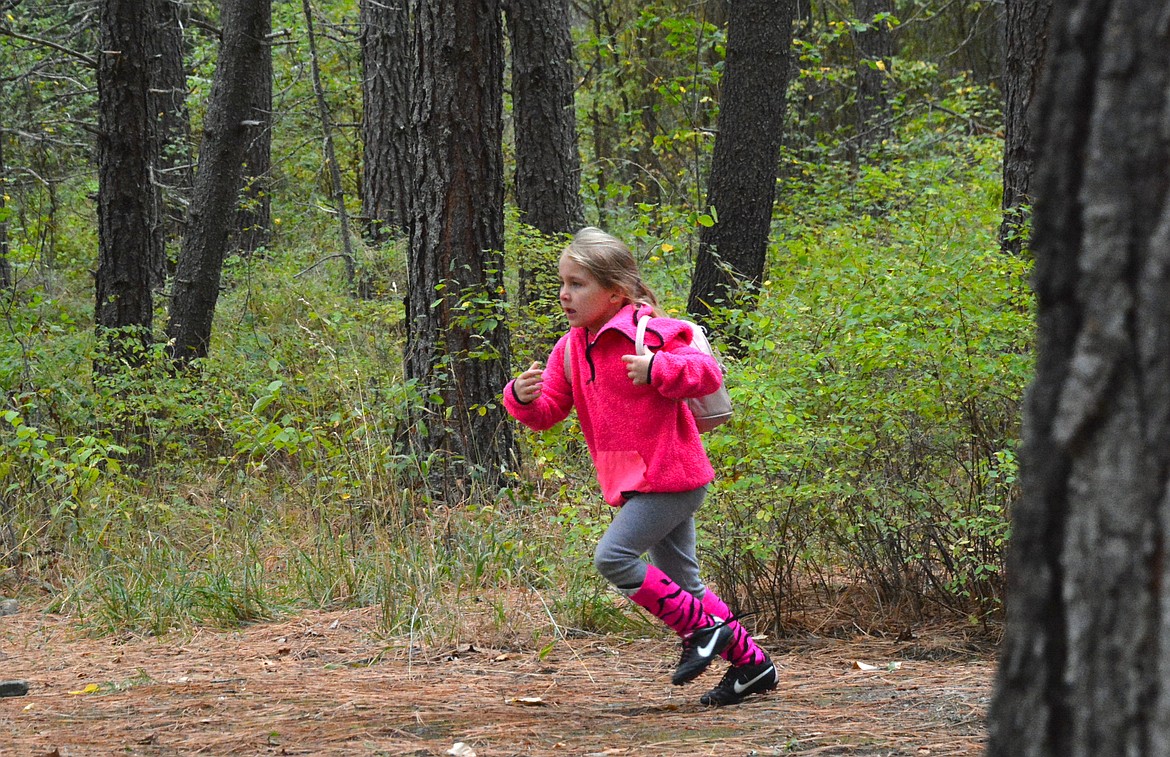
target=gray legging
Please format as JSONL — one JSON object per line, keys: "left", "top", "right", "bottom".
{"left": 593, "top": 486, "right": 710, "bottom": 598}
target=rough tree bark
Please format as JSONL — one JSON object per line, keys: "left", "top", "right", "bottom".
{"left": 686, "top": 0, "right": 794, "bottom": 340}
{"left": 986, "top": 4, "right": 1170, "bottom": 754}
{"left": 505, "top": 0, "right": 582, "bottom": 237}
{"left": 148, "top": 0, "right": 193, "bottom": 255}
{"left": 95, "top": 0, "right": 163, "bottom": 366}
{"left": 360, "top": 0, "right": 412, "bottom": 244}
{"left": 998, "top": 0, "right": 1052, "bottom": 257}
{"left": 166, "top": 0, "right": 270, "bottom": 364}
{"left": 405, "top": 0, "right": 514, "bottom": 500}
{"left": 234, "top": 0, "right": 273, "bottom": 256}
{"left": 505, "top": 0, "right": 584, "bottom": 307}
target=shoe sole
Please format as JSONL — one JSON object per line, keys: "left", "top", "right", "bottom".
{"left": 700, "top": 669, "right": 777, "bottom": 706}
{"left": 700, "top": 686, "right": 775, "bottom": 707}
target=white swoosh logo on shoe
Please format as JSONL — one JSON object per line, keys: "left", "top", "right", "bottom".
{"left": 696, "top": 630, "right": 721, "bottom": 658}
{"left": 733, "top": 666, "right": 775, "bottom": 695}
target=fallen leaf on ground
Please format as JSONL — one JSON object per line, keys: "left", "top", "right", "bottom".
{"left": 68, "top": 683, "right": 101, "bottom": 695}
{"left": 852, "top": 660, "right": 902, "bottom": 672}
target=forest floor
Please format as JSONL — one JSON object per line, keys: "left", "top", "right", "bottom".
{"left": 1, "top": 600, "right": 995, "bottom": 756}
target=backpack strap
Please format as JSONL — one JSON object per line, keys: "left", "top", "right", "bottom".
{"left": 634, "top": 315, "right": 651, "bottom": 356}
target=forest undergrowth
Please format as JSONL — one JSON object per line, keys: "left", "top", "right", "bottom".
{"left": 0, "top": 116, "right": 1031, "bottom": 653}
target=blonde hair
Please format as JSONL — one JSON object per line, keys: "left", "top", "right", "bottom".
{"left": 562, "top": 227, "right": 663, "bottom": 315}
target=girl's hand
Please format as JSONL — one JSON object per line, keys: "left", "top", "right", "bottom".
{"left": 513, "top": 362, "right": 544, "bottom": 403}
{"left": 622, "top": 353, "right": 653, "bottom": 386}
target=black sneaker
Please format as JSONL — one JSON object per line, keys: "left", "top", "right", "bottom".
{"left": 699, "top": 658, "right": 777, "bottom": 706}
{"left": 671, "top": 620, "right": 734, "bottom": 685}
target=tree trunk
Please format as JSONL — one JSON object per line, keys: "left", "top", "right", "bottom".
{"left": 998, "top": 0, "right": 1052, "bottom": 257}
{"left": 405, "top": 0, "right": 514, "bottom": 501}
{"left": 686, "top": 0, "right": 794, "bottom": 339}
{"left": 506, "top": 0, "right": 583, "bottom": 238}
{"left": 986, "top": 4, "right": 1170, "bottom": 754}
{"left": 234, "top": 0, "right": 273, "bottom": 256}
{"left": 360, "top": 0, "right": 411, "bottom": 244}
{"left": 0, "top": 132, "right": 10, "bottom": 292}
{"left": 95, "top": 0, "right": 163, "bottom": 365}
{"left": 505, "top": 0, "right": 584, "bottom": 308}
{"left": 166, "top": 0, "right": 270, "bottom": 364}
{"left": 852, "top": 0, "right": 894, "bottom": 152}
{"left": 148, "top": 0, "right": 193, "bottom": 257}
{"left": 583, "top": 0, "right": 617, "bottom": 226}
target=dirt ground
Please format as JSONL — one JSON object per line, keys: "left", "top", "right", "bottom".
{"left": 1, "top": 604, "right": 994, "bottom": 756}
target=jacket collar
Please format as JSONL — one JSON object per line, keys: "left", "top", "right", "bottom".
{"left": 578, "top": 302, "right": 672, "bottom": 356}
{"left": 591, "top": 302, "right": 653, "bottom": 341}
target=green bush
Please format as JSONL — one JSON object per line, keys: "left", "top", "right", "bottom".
{"left": 696, "top": 132, "right": 1029, "bottom": 632}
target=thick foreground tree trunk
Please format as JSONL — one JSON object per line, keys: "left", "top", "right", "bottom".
{"left": 405, "top": 0, "right": 515, "bottom": 500}
{"left": 167, "top": 0, "right": 269, "bottom": 364}
{"left": 686, "top": 0, "right": 794, "bottom": 336}
{"left": 986, "top": 4, "right": 1170, "bottom": 755}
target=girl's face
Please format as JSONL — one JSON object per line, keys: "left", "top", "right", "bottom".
{"left": 558, "top": 256, "right": 626, "bottom": 332}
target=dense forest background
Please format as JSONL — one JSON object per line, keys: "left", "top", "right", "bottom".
{"left": 0, "top": 0, "right": 1030, "bottom": 644}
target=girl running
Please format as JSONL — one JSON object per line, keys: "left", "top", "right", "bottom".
{"left": 503, "top": 227, "right": 776, "bottom": 706}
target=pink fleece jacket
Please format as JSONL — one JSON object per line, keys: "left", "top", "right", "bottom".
{"left": 503, "top": 303, "right": 720, "bottom": 506}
